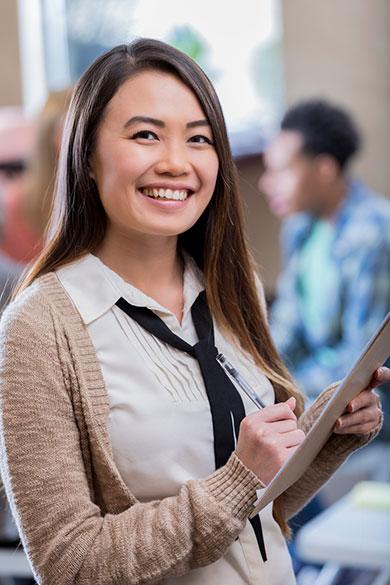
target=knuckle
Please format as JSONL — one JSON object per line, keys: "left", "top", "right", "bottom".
{"left": 279, "top": 404, "right": 297, "bottom": 420}
{"left": 277, "top": 403, "right": 289, "bottom": 415}
{"left": 285, "top": 420, "right": 297, "bottom": 433}
{"left": 267, "top": 436, "right": 279, "bottom": 449}
{"left": 241, "top": 415, "right": 259, "bottom": 433}
{"left": 240, "top": 417, "right": 251, "bottom": 433}
{"left": 256, "top": 427, "right": 271, "bottom": 442}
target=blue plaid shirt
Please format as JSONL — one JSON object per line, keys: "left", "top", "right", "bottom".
{"left": 270, "top": 179, "right": 390, "bottom": 399}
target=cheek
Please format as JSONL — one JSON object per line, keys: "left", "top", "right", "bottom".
{"left": 283, "top": 171, "right": 307, "bottom": 202}
{"left": 293, "top": 174, "right": 317, "bottom": 210}
{"left": 94, "top": 152, "right": 144, "bottom": 198}
{"left": 274, "top": 173, "right": 299, "bottom": 200}
{"left": 200, "top": 153, "right": 219, "bottom": 195}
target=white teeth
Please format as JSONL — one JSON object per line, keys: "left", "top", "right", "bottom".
{"left": 141, "top": 187, "right": 189, "bottom": 201}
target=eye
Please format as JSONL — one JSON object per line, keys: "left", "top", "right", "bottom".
{"left": 131, "top": 130, "right": 159, "bottom": 141}
{"left": 0, "top": 168, "right": 24, "bottom": 180}
{"left": 188, "top": 135, "right": 214, "bottom": 145}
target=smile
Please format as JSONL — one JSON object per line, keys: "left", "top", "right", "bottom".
{"left": 140, "top": 187, "right": 192, "bottom": 201}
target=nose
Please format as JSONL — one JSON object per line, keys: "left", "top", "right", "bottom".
{"left": 154, "top": 141, "right": 191, "bottom": 176}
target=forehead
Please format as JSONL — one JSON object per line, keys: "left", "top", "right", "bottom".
{"left": 105, "top": 69, "right": 206, "bottom": 124}
{"left": 264, "top": 130, "right": 304, "bottom": 168}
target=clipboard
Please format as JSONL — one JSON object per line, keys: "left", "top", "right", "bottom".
{"left": 250, "top": 312, "right": 390, "bottom": 518}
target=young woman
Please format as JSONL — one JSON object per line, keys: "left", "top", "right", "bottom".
{"left": 0, "top": 39, "right": 383, "bottom": 585}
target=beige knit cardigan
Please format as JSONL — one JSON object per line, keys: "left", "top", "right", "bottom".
{"left": 0, "top": 273, "right": 380, "bottom": 584}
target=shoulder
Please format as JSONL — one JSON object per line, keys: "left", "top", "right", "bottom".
{"left": 1, "top": 277, "right": 51, "bottom": 333}
{"left": 0, "top": 272, "right": 78, "bottom": 349}
{"left": 345, "top": 181, "right": 390, "bottom": 230}
{"left": 337, "top": 181, "right": 390, "bottom": 252}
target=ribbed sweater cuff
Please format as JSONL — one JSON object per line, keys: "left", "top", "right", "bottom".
{"left": 200, "top": 453, "right": 264, "bottom": 521}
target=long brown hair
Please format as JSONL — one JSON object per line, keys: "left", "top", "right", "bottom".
{"left": 16, "top": 38, "right": 303, "bottom": 534}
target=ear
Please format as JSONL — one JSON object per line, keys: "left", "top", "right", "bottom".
{"left": 316, "top": 154, "right": 339, "bottom": 183}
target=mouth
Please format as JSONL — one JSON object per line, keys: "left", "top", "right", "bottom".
{"left": 139, "top": 187, "right": 194, "bottom": 201}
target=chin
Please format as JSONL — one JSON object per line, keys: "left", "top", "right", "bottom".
{"left": 143, "top": 223, "right": 195, "bottom": 238}
{"left": 269, "top": 205, "right": 288, "bottom": 219}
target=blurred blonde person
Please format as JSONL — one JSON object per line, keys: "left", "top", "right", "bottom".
{"left": 25, "top": 88, "right": 72, "bottom": 240}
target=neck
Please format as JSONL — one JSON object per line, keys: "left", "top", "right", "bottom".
{"left": 318, "top": 176, "right": 348, "bottom": 220}
{"left": 94, "top": 228, "right": 183, "bottom": 296}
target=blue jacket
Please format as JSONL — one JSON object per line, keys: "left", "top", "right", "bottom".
{"left": 270, "top": 179, "right": 390, "bottom": 398}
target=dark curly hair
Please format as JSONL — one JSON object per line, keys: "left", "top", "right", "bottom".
{"left": 281, "top": 98, "right": 361, "bottom": 170}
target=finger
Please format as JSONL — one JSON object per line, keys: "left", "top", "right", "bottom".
{"left": 334, "top": 420, "right": 380, "bottom": 435}
{"left": 280, "top": 429, "right": 306, "bottom": 448}
{"left": 286, "top": 396, "right": 297, "bottom": 411}
{"left": 369, "top": 366, "right": 390, "bottom": 389}
{"left": 260, "top": 401, "right": 297, "bottom": 423}
{"left": 335, "top": 404, "right": 381, "bottom": 431}
{"left": 267, "top": 419, "right": 298, "bottom": 434}
{"left": 346, "top": 389, "right": 380, "bottom": 414}
{"left": 337, "top": 404, "right": 381, "bottom": 428}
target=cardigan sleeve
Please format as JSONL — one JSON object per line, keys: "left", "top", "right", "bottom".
{"left": 278, "top": 382, "right": 383, "bottom": 520}
{"left": 0, "top": 293, "right": 262, "bottom": 585}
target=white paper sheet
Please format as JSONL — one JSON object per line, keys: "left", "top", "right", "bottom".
{"left": 251, "top": 312, "right": 390, "bottom": 517}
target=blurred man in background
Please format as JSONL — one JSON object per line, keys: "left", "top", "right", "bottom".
{"left": 259, "top": 99, "right": 390, "bottom": 402}
{"left": 0, "top": 108, "right": 33, "bottom": 312}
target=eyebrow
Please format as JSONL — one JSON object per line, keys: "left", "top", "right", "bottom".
{"left": 123, "top": 116, "right": 210, "bottom": 130}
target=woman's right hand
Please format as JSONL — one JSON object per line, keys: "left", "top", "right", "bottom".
{"left": 235, "top": 397, "right": 305, "bottom": 485}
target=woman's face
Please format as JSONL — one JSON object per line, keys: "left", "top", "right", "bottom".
{"left": 89, "top": 69, "right": 219, "bottom": 243}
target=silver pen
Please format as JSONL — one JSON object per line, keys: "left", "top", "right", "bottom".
{"left": 216, "top": 352, "right": 266, "bottom": 409}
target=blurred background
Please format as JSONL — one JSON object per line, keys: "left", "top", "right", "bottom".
{"left": 1, "top": 0, "right": 389, "bottom": 290}
{"left": 0, "top": 1, "right": 389, "bottom": 584}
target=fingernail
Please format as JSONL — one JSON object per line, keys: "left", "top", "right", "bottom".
{"left": 287, "top": 397, "right": 296, "bottom": 409}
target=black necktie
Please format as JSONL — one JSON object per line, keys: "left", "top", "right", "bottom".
{"left": 115, "top": 291, "right": 267, "bottom": 562}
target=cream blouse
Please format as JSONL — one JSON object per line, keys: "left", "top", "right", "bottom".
{"left": 56, "top": 253, "right": 296, "bottom": 585}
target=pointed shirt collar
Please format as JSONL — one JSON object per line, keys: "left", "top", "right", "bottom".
{"left": 56, "top": 253, "right": 204, "bottom": 326}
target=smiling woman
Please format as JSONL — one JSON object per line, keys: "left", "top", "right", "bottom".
{"left": 0, "top": 39, "right": 382, "bottom": 585}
